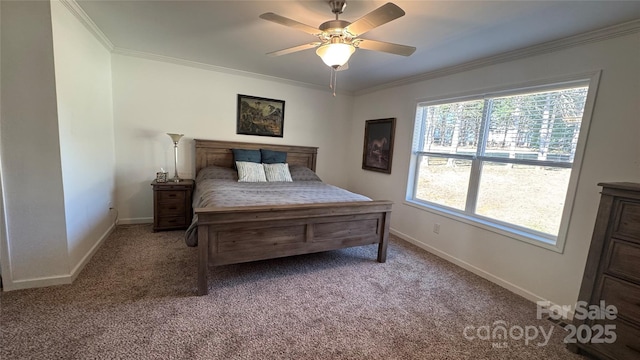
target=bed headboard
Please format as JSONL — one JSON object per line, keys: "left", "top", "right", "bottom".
{"left": 195, "top": 139, "right": 318, "bottom": 175}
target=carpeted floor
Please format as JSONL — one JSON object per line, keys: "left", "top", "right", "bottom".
{"left": 1, "top": 224, "right": 584, "bottom": 359}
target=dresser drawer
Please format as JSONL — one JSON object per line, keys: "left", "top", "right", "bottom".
{"left": 157, "top": 216, "right": 187, "bottom": 228}
{"left": 588, "top": 320, "right": 640, "bottom": 360}
{"left": 599, "top": 275, "right": 640, "bottom": 323}
{"left": 606, "top": 239, "right": 640, "bottom": 283}
{"left": 612, "top": 200, "right": 640, "bottom": 244}
{"left": 157, "top": 190, "right": 186, "bottom": 203}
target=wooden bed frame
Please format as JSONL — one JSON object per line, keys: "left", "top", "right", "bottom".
{"left": 193, "top": 139, "right": 392, "bottom": 295}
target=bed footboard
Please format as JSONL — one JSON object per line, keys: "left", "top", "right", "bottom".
{"left": 195, "top": 201, "right": 392, "bottom": 295}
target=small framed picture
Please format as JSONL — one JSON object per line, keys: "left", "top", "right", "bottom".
{"left": 156, "top": 171, "right": 168, "bottom": 183}
{"left": 362, "top": 118, "right": 396, "bottom": 174}
{"left": 237, "top": 94, "right": 285, "bottom": 137}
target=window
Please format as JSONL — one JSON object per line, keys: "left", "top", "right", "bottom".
{"left": 407, "top": 78, "right": 594, "bottom": 248}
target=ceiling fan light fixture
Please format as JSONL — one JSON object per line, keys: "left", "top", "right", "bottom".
{"left": 316, "top": 43, "right": 355, "bottom": 68}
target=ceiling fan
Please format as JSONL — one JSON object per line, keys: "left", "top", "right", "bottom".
{"left": 259, "top": 1, "right": 416, "bottom": 93}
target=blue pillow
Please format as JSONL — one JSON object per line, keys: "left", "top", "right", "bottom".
{"left": 232, "top": 148, "right": 261, "bottom": 163}
{"left": 261, "top": 149, "right": 287, "bottom": 164}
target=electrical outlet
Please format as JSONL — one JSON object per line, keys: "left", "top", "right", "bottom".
{"left": 108, "top": 201, "right": 114, "bottom": 209}
{"left": 433, "top": 223, "right": 440, "bottom": 234}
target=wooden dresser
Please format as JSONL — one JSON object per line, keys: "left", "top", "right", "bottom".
{"left": 151, "top": 179, "right": 194, "bottom": 232}
{"left": 571, "top": 182, "right": 640, "bottom": 359}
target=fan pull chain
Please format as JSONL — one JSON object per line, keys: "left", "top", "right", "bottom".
{"left": 329, "top": 68, "right": 338, "bottom": 97}
{"left": 334, "top": 69, "right": 338, "bottom": 97}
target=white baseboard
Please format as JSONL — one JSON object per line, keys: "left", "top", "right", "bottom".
{"left": 68, "top": 223, "right": 115, "bottom": 282}
{"left": 390, "top": 228, "right": 573, "bottom": 317}
{"left": 3, "top": 224, "right": 115, "bottom": 291}
{"left": 5, "top": 274, "right": 73, "bottom": 291}
{"left": 117, "top": 217, "right": 153, "bottom": 225}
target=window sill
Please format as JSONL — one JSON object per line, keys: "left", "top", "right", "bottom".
{"left": 403, "top": 199, "right": 564, "bottom": 253}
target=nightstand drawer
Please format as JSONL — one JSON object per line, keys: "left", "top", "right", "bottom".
{"left": 157, "top": 216, "right": 187, "bottom": 228}
{"left": 157, "top": 202, "right": 186, "bottom": 216}
{"left": 157, "top": 191, "right": 186, "bottom": 203}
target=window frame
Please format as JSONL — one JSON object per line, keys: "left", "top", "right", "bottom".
{"left": 405, "top": 71, "right": 601, "bottom": 253}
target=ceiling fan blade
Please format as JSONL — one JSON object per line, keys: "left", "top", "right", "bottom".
{"left": 266, "top": 42, "right": 321, "bottom": 57}
{"left": 356, "top": 39, "right": 416, "bottom": 56}
{"left": 259, "top": 12, "right": 321, "bottom": 35}
{"left": 345, "top": 2, "right": 405, "bottom": 36}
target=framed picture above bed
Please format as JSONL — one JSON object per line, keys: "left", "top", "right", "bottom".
{"left": 362, "top": 118, "right": 396, "bottom": 174}
{"left": 237, "top": 94, "right": 285, "bottom": 137}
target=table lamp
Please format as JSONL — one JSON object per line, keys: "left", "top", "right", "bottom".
{"left": 167, "top": 133, "right": 184, "bottom": 182}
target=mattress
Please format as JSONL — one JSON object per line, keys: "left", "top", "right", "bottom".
{"left": 184, "top": 166, "right": 371, "bottom": 246}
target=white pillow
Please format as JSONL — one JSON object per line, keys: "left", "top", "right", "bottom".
{"left": 236, "top": 161, "right": 267, "bottom": 182}
{"left": 263, "top": 163, "right": 293, "bottom": 182}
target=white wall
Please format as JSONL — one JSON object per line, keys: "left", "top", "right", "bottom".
{"left": 0, "top": 0, "right": 70, "bottom": 287}
{"left": 347, "top": 32, "right": 640, "bottom": 307}
{"left": 51, "top": 1, "right": 116, "bottom": 272}
{"left": 111, "top": 54, "right": 354, "bottom": 223}
{"left": 0, "top": 0, "right": 116, "bottom": 290}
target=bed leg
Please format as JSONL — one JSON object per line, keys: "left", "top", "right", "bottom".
{"left": 197, "top": 225, "right": 209, "bottom": 295}
{"left": 377, "top": 211, "right": 391, "bottom": 263}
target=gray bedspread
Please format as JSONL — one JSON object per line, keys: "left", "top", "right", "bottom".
{"left": 184, "top": 178, "right": 371, "bottom": 246}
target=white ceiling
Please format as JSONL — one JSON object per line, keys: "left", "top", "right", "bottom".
{"left": 76, "top": 0, "right": 640, "bottom": 93}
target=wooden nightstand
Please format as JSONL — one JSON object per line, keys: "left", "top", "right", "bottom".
{"left": 151, "top": 179, "right": 194, "bottom": 232}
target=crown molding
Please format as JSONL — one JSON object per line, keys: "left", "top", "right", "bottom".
{"left": 111, "top": 47, "right": 353, "bottom": 96}
{"left": 58, "top": 0, "right": 637, "bottom": 97}
{"left": 59, "top": 0, "right": 114, "bottom": 51}
{"left": 355, "top": 19, "right": 640, "bottom": 96}
{"left": 60, "top": 0, "right": 347, "bottom": 95}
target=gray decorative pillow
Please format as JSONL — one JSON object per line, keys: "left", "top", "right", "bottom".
{"left": 263, "top": 163, "right": 293, "bottom": 182}
{"left": 196, "top": 165, "right": 238, "bottom": 182}
{"left": 289, "top": 165, "right": 322, "bottom": 181}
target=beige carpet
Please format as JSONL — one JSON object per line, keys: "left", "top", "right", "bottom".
{"left": 1, "top": 224, "right": 584, "bottom": 359}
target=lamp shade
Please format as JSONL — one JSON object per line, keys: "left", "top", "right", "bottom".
{"left": 167, "top": 133, "right": 184, "bottom": 143}
{"left": 316, "top": 43, "right": 355, "bottom": 68}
